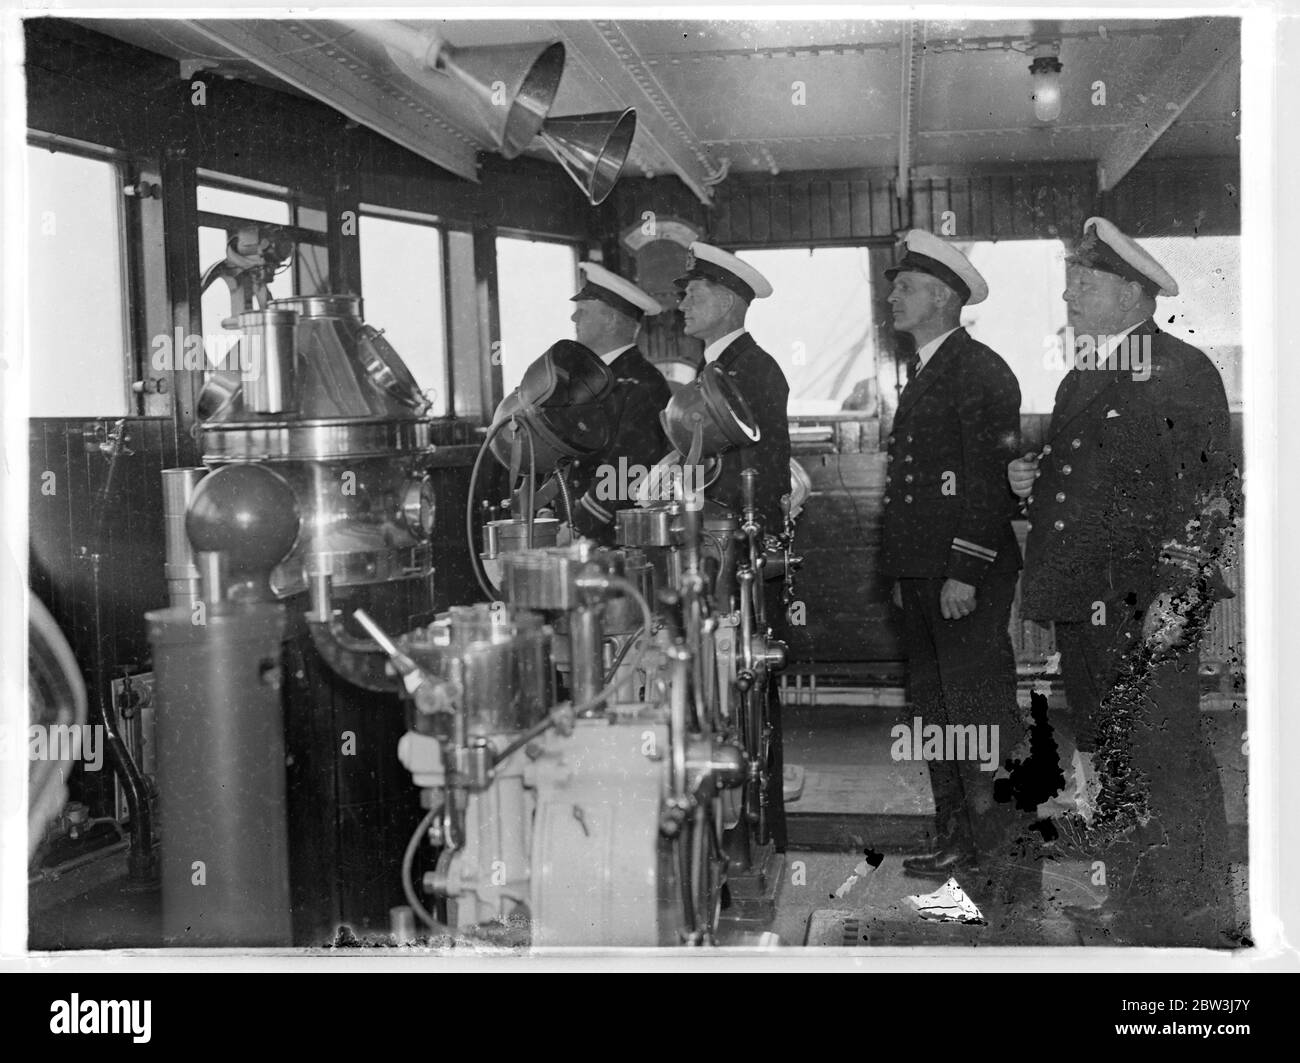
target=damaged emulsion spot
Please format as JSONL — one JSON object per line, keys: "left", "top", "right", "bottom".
{"left": 831, "top": 852, "right": 884, "bottom": 899}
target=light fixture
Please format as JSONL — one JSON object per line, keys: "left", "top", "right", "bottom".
{"left": 1029, "top": 54, "right": 1064, "bottom": 122}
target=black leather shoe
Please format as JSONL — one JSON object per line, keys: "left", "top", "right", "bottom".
{"left": 902, "top": 846, "right": 979, "bottom": 879}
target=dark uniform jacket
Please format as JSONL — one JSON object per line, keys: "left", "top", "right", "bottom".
{"left": 1019, "top": 319, "right": 1234, "bottom": 622}
{"left": 568, "top": 344, "right": 672, "bottom": 542}
{"left": 707, "top": 331, "right": 791, "bottom": 532}
{"left": 880, "top": 328, "right": 1023, "bottom": 586}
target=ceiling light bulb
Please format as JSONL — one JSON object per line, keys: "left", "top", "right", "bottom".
{"left": 1029, "top": 55, "right": 1064, "bottom": 122}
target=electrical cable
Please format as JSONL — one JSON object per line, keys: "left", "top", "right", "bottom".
{"left": 555, "top": 464, "right": 573, "bottom": 525}
{"left": 401, "top": 805, "right": 452, "bottom": 936}
{"left": 466, "top": 418, "right": 510, "bottom": 601}
{"left": 602, "top": 626, "right": 643, "bottom": 686}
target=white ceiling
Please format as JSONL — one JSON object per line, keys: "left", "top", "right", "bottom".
{"left": 76, "top": 16, "right": 1241, "bottom": 202}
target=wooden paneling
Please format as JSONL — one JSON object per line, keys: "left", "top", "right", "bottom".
{"left": 29, "top": 417, "right": 178, "bottom": 814}
{"left": 602, "top": 175, "right": 709, "bottom": 276}
{"left": 623, "top": 165, "right": 1105, "bottom": 248}
{"left": 1102, "top": 157, "right": 1241, "bottom": 237}
{"left": 784, "top": 450, "right": 900, "bottom": 667}
{"left": 29, "top": 418, "right": 176, "bottom": 669}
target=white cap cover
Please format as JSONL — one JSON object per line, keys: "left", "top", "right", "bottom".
{"left": 675, "top": 242, "right": 774, "bottom": 301}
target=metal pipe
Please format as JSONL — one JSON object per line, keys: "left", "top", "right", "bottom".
{"left": 569, "top": 605, "right": 604, "bottom": 709}
{"left": 306, "top": 617, "right": 403, "bottom": 693}
{"left": 84, "top": 550, "right": 155, "bottom": 882}
{"left": 669, "top": 650, "right": 689, "bottom": 805}
{"left": 678, "top": 815, "right": 696, "bottom": 938}
{"left": 741, "top": 469, "right": 765, "bottom": 626}
{"left": 90, "top": 420, "right": 129, "bottom": 549}
{"left": 196, "top": 550, "right": 227, "bottom": 608}
{"left": 162, "top": 467, "right": 207, "bottom": 608}
{"left": 31, "top": 839, "right": 132, "bottom": 884}
{"left": 700, "top": 615, "right": 720, "bottom": 733}
{"left": 524, "top": 420, "right": 536, "bottom": 549}
{"left": 82, "top": 423, "right": 156, "bottom": 882}
{"left": 668, "top": 649, "right": 696, "bottom": 937}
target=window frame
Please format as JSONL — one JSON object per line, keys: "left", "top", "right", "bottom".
{"left": 356, "top": 203, "right": 454, "bottom": 417}
{"left": 196, "top": 174, "right": 329, "bottom": 294}
{"left": 731, "top": 241, "right": 884, "bottom": 417}
{"left": 195, "top": 174, "right": 330, "bottom": 374}
{"left": 26, "top": 131, "right": 138, "bottom": 418}
{"left": 492, "top": 231, "right": 584, "bottom": 398}
{"left": 195, "top": 169, "right": 328, "bottom": 232}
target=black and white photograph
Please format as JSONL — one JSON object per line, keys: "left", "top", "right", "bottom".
{"left": 1, "top": 0, "right": 1296, "bottom": 985}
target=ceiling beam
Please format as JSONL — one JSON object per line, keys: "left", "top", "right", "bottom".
{"left": 184, "top": 19, "right": 483, "bottom": 183}
{"left": 1096, "top": 20, "right": 1237, "bottom": 192}
{"left": 897, "top": 21, "right": 923, "bottom": 201}
{"left": 551, "top": 20, "right": 718, "bottom": 205}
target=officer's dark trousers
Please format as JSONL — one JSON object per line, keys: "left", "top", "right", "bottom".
{"left": 1054, "top": 614, "right": 1234, "bottom": 939}
{"left": 899, "top": 574, "right": 1025, "bottom": 860}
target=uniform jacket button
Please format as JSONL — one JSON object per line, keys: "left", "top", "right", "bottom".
{"left": 1054, "top": 519, "right": 1065, "bottom": 531}
{"left": 1055, "top": 492, "right": 1066, "bottom": 502}
{"left": 1025, "top": 521, "right": 1033, "bottom": 530}
{"left": 904, "top": 474, "right": 914, "bottom": 483}
{"left": 1042, "top": 444, "right": 1052, "bottom": 456}
{"left": 1026, "top": 495, "right": 1034, "bottom": 505}
{"left": 903, "top": 454, "right": 914, "bottom": 463}
{"left": 1071, "top": 438, "right": 1082, "bottom": 449}
{"left": 906, "top": 435, "right": 914, "bottom": 443}
{"left": 886, "top": 453, "right": 893, "bottom": 462}
{"left": 1061, "top": 464, "right": 1072, "bottom": 475}
{"left": 904, "top": 494, "right": 913, "bottom": 503}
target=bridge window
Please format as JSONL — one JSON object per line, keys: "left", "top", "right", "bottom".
{"left": 495, "top": 235, "right": 579, "bottom": 394}
{"left": 358, "top": 208, "right": 448, "bottom": 415}
{"left": 1136, "top": 235, "right": 1241, "bottom": 409}
{"left": 26, "top": 143, "right": 131, "bottom": 417}
{"left": 197, "top": 177, "right": 327, "bottom": 371}
{"left": 958, "top": 239, "right": 1069, "bottom": 415}
{"left": 738, "top": 247, "right": 877, "bottom": 417}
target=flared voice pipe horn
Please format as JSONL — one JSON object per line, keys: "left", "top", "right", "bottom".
{"left": 538, "top": 108, "right": 638, "bottom": 206}
{"left": 347, "top": 20, "right": 566, "bottom": 159}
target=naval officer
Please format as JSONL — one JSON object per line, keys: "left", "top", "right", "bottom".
{"left": 675, "top": 242, "right": 791, "bottom": 853}
{"left": 562, "top": 262, "right": 672, "bottom": 545}
{"left": 674, "top": 242, "right": 791, "bottom": 532}
{"left": 879, "top": 230, "right": 1028, "bottom": 884}
{"left": 1009, "top": 217, "right": 1238, "bottom": 945}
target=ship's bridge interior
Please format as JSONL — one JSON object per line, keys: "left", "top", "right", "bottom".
{"left": 15, "top": 13, "right": 1246, "bottom": 951}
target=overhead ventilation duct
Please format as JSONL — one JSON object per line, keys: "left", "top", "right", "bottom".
{"left": 538, "top": 108, "right": 638, "bottom": 206}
